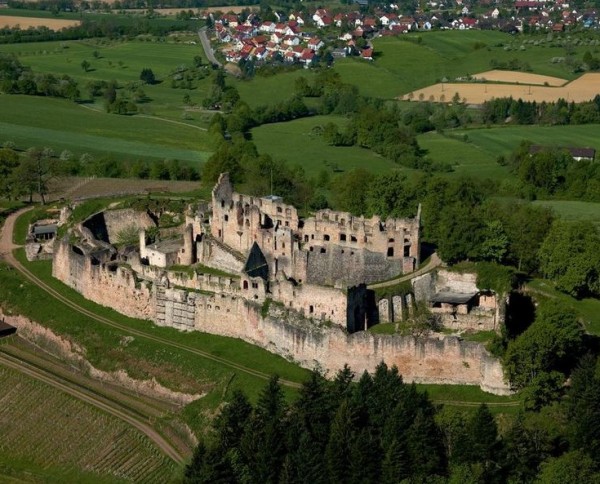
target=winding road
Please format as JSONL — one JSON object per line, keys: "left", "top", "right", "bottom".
{"left": 198, "top": 27, "right": 221, "bottom": 67}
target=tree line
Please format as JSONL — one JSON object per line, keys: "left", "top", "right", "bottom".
{"left": 0, "top": 145, "right": 199, "bottom": 203}
{"left": 184, "top": 361, "right": 600, "bottom": 483}
{"left": 482, "top": 96, "right": 600, "bottom": 125}
{"left": 0, "top": 15, "right": 202, "bottom": 44}
{"left": 499, "top": 141, "right": 600, "bottom": 202}
{"left": 0, "top": 53, "right": 79, "bottom": 100}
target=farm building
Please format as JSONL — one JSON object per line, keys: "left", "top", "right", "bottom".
{"left": 529, "top": 145, "right": 596, "bottom": 161}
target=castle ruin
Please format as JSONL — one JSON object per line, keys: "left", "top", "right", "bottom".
{"left": 51, "top": 174, "right": 510, "bottom": 394}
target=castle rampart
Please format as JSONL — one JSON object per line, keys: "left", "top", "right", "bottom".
{"left": 50, "top": 174, "right": 511, "bottom": 394}
{"left": 52, "top": 239, "right": 509, "bottom": 394}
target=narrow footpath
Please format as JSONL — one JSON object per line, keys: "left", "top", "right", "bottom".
{"left": 368, "top": 253, "right": 442, "bottom": 289}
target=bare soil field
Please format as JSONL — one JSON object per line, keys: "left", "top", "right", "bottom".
{"left": 471, "top": 70, "right": 567, "bottom": 86}
{"left": 403, "top": 73, "right": 600, "bottom": 104}
{"left": 44, "top": 177, "right": 201, "bottom": 202}
{"left": 0, "top": 15, "right": 80, "bottom": 30}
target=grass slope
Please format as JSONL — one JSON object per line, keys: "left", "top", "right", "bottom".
{"left": 251, "top": 115, "right": 404, "bottom": 175}
{"left": 1, "top": 37, "right": 214, "bottom": 126}
{"left": 418, "top": 124, "right": 600, "bottom": 168}
{"left": 0, "top": 95, "right": 210, "bottom": 163}
{"left": 532, "top": 200, "right": 600, "bottom": 228}
{"left": 526, "top": 279, "right": 600, "bottom": 335}
{"left": 418, "top": 131, "right": 510, "bottom": 179}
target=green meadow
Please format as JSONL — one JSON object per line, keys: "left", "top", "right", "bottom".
{"left": 232, "top": 69, "right": 313, "bottom": 109}
{"left": 532, "top": 200, "right": 600, "bottom": 228}
{"left": 1, "top": 38, "right": 214, "bottom": 125}
{"left": 0, "top": 95, "right": 210, "bottom": 164}
{"left": 417, "top": 124, "right": 600, "bottom": 171}
{"left": 250, "top": 115, "right": 406, "bottom": 175}
{"left": 527, "top": 278, "right": 600, "bottom": 335}
{"left": 417, "top": 131, "right": 510, "bottom": 179}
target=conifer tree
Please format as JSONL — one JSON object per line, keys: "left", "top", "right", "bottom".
{"left": 326, "top": 400, "right": 354, "bottom": 483}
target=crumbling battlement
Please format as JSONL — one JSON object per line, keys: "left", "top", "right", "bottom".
{"left": 53, "top": 238, "right": 154, "bottom": 320}
{"left": 208, "top": 173, "right": 420, "bottom": 286}
{"left": 82, "top": 208, "right": 155, "bottom": 245}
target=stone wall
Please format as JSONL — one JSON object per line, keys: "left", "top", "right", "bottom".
{"left": 53, "top": 239, "right": 155, "bottom": 320}
{"left": 270, "top": 279, "right": 350, "bottom": 327}
{"left": 301, "top": 246, "right": 404, "bottom": 286}
{"left": 82, "top": 209, "right": 155, "bottom": 245}
{"left": 411, "top": 270, "right": 503, "bottom": 332}
{"left": 194, "top": 301, "right": 510, "bottom": 395}
{"left": 196, "top": 235, "right": 245, "bottom": 275}
{"left": 52, "top": 240, "right": 510, "bottom": 394}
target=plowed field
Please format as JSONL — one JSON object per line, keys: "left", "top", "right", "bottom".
{"left": 403, "top": 72, "right": 600, "bottom": 104}
{"left": 0, "top": 15, "right": 80, "bottom": 30}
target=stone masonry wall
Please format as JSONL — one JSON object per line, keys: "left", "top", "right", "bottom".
{"left": 53, "top": 239, "right": 154, "bottom": 320}
{"left": 82, "top": 209, "right": 155, "bottom": 245}
{"left": 194, "top": 302, "right": 510, "bottom": 395}
{"left": 302, "top": 246, "right": 403, "bottom": 286}
{"left": 52, "top": 243, "right": 510, "bottom": 394}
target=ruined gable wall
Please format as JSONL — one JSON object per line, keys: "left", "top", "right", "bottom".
{"left": 82, "top": 209, "right": 155, "bottom": 245}
{"left": 135, "top": 263, "right": 242, "bottom": 296}
{"left": 196, "top": 237, "right": 245, "bottom": 274}
{"left": 412, "top": 270, "right": 502, "bottom": 331}
{"left": 103, "top": 209, "right": 155, "bottom": 242}
{"left": 270, "top": 279, "right": 349, "bottom": 327}
{"left": 53, "top": 239, "right": 154, "bottom": 319}
{"left": 301, "top": 210, "right": 420, "bottom": 261}
{"left": 436, "top": 270, "right": 479, "bottom": 293}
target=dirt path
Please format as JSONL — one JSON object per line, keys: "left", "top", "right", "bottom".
{"left": 0, "top": 350, "right": 185, "bottom": 464}
{"left": 368, "top": 253, "right": 442, "bottom": 289}
{"left": 0, "top": 209, "right": 302, "bottom": 389}
{"left": 136, "top": 114, "right": 208, "bottom": 131}
{"left": 78, "top": 104, "right": 208, "bottom": 131}
{"left": 0, "top": 206, "right": 32, "bottom": 258}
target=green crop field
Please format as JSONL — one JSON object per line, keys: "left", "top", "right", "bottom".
{"left": 251, "top": 115, "right": 408, "bottom": 176}
{"left": 0, "top": 365, "right": 177, "bottom": 483}
{"left": 0, "top": 95, "right": 210, "bottom": 164}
